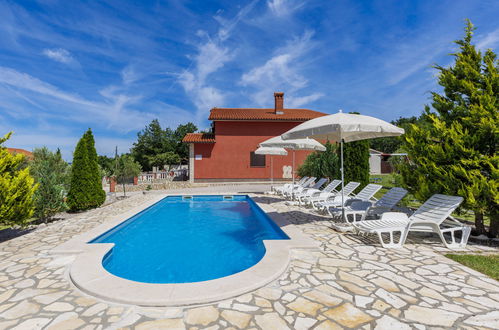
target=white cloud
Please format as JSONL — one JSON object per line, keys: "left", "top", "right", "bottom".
{"left": 240, "top": 30, "right": 321, "bottom": 107}
{"left": 215, "top": 0, "right": 258, "bottom": 41}
{"left": 287, "top": 92, "right": 324, "bottom": 108}
{"left": 477, "top": 28, "right": 499, "bottom": 50}
{"left": 178, "top": 2, "right": 258, "bottom": 120}
{"left": 0, "top": 66, "right": 153, "bottom": 132}
{"left": 121, "top": 65, "right": 139, "bottom": 85}
{"left": 384, "top": 36, "right": 449, "bottom": 86}
{"left": 178, "top": 40, "right": 231, "bottom": 118}
{"left": 42, "top": 48, "right": 75, "bottom": 64}
{"left": 267, "top": 0, "right": 305, "bottom": 17}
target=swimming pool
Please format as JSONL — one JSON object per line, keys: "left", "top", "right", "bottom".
{"left": 90, "top": 195, "right": 289, "bottom": 283}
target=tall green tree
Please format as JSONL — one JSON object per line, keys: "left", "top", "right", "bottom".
{"left": 131, "top": 119, "right": 172, "bottom": 171}
{"left": 399, "top": 20, "right": 498, "bottom": 237}
{"left": 84, "top": 129, "right": 106, "bottom": 206}
{"left": 0, "top": 132, "right": 37, "bottom": 227}
{"left": 97, "top": 155, "right": 114, "bottom": 177}
{"left": 30, "top": 147, "right": 70, "bottom": 221}
{"left": 131, "top": 120, "right": 197, "bottom": 170}
{"left": 173, "top": 122, "right": 197, "bottom": 161}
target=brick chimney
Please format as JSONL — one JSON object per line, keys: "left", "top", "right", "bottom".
{"left": 274, "top": 92, "right": 284, "bottom": 114}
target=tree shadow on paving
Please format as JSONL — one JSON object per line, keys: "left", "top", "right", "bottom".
{"left": 280, "top": 210, "right": 335, "bottom": 226}
{"left": 0, "top": 227, "right": 35, "bottom": 243}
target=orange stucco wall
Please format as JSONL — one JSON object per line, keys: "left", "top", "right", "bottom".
{"left": 192, "top": 121, "right": 316, "bottom": 181}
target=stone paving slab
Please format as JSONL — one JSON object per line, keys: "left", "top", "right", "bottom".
{"left": 0, "top": 188, "right": 498, "bottom": 329}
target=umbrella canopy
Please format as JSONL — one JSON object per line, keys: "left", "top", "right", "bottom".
{"left": 281, "top": 111, "right": 404, "bottom": 220}
{"left": 255, "top": 146, "right": 288, "bottom": 155}
{"left": 281, "top": 111, "right": 405, "bottom": 142}
{"left": 259, "top": 136, "right": 326, "bottom": 151}
{"left": 255, "top": 147, "right": 287, "bottom": 185}
{"left": 259, "top": 136, "right": 325, "bottom": 187}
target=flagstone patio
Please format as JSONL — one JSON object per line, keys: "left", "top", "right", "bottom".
{"left": 1, "top": 188, "right": 498, "bottom": 329}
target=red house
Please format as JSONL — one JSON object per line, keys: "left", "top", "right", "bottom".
{"left": 183, "top": 93, "right": 327, "bottom": 182}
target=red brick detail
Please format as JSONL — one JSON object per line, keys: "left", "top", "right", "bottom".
{"left": 274, "top": 92, "right": 284, "bottom": 112}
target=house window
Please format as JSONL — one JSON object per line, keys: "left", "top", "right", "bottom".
{"left": 250, "top": 151, "right": 266, "bottom": 167}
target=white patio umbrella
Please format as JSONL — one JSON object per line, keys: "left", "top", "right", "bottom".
{"left": 255, "top": 146, "right": 288, "bottom": 185}
{"left": 281, "top": 111, "right": 405, "bottom": 216}
{"left": 260, "top": 136, "right": 326, "bottom": 186}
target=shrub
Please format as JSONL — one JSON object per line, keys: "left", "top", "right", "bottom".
{"left": 30, "top": 147, "right": 70, "bottom": 221}
{"left": 298, "top": 142, "right": 340, "bottom": 180}
{"left": 0, "top": 132, "right": 37, "bottom": 227}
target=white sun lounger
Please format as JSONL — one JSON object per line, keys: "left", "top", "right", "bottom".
{"left": 330, "top": 187, "right": 408, "bottom": 221}
{"left": 352, "top": 194, "right": 470, "bottom": 249}
{"left": 283, "top": 177, "right": 317, "bottom": 197}
{"left": 291, "top": 178, "right": 328, "bottom": 200}
{"left": 323, "top": 184, "right": 383, "bottom": 216}
{"left": 318, "top": 183, "right": 382, "bottom": 215}
{"left": 297, "top": 179, "right": 342, "bottom": 205}
{"left": 311, "top": 181, "right": 360, "bottom": 210}
{"left": 273, "top": 176, "right": 308, "bottom": 194}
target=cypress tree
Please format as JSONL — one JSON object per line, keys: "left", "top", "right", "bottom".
{"left": 84, "top": 129, "right": 106, "bottom": 207}
{"left": 399, "top": 20, "right": 498, "bottom": 237}
{"left": 67, "top": 133, "right": 93, "bottom": 211}
{"left": 343, "top": 140, "right": 370, "bottom": 189}
{"left": 341, "top": 112, "right": 371, "bottom": 189}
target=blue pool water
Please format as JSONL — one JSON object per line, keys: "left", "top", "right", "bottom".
{"left": 90, "top": 195, "right": 289, "bottom": 283}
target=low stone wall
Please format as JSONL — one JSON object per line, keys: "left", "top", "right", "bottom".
{"left": 115, "top": 181, "right": 193, "bottom": 192}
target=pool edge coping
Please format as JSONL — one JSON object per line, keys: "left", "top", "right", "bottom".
{"left": 51, "top": 193, "right": 319, "bottom": 306}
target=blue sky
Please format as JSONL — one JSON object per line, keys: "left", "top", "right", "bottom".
{"left": 1, "top": 0, "right": 498, "bottom": 159}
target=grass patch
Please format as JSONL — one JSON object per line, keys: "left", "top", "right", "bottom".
{"left": 446, "top": 254, "right": 499, "bottom": 281}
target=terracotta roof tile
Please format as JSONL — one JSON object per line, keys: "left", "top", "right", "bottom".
{"left": 208, "top": 108, "right": 327, "bottom": 121}
{"left": 7, "top": 148, "right": 33, "bottom": 158}
{"left": 182, "top": 133, "right": 216, "bottom": 143}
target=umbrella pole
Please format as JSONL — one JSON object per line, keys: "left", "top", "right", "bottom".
{"left": 292, "top": 150, "right": 296, "bottom": 199}
{"left": 341, "top": 139, "right": 345, "bottom": 221}
{"left": 270, "top": 156, "right": 273, "bottom": 187}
